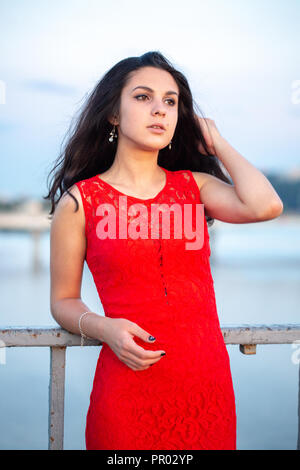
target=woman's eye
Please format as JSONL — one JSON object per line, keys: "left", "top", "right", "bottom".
{"left": 135, "top": 95, "right": 176, "bottom": 106}
{"left": 135, "top": 94, "right": 148, "bottom": 101}
{"left": 166, "top": 99, "right": 176, "bottom": 106}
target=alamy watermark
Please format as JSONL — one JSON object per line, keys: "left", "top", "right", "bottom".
{"left": 291, "top": 340, "right": 300, "bottom": 365}
{"left": 0, "top": 80, "right": 6, "bottom": 104}
{"left": 291, "top": 80, "right": 300, "bottom": 105}
{"left": 0, "top": 340, "right": 6, "bottom": 365}
{"left": 95, "top": 197, "right": 205, "bottom": 250}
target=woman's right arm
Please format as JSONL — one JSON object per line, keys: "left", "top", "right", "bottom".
{"left": 50, "top": 185, "right": 166, "bottom": 370}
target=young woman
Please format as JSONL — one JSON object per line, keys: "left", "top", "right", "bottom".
{"left": 45, "top": 51, "right": 283, "bottom": 450}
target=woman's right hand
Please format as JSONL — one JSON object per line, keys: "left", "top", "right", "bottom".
{"left": 101, "top": 317, "right": 166, "bottom": 371}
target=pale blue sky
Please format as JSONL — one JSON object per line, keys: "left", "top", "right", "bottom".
{"left": 0, "top": 0, "right": 299, "bottom": 197}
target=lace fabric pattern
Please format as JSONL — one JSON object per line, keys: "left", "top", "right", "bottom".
{"left": 75, "top": 168, "right": 237, "bottom": 450}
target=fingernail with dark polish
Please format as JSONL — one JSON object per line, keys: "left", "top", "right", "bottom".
{"left": 161, "top": 352, "right": 166, "bottom": 356}
{"left": 148, "top": 336, "right": 156, "bottom": 341}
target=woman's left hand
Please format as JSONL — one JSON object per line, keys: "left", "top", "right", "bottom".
{"left": 195, "top": 116, "right": 222, "bottom": 155}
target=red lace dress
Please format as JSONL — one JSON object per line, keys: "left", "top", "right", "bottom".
{"left": 75, "top": 167, "right": 237, "bottom": 450}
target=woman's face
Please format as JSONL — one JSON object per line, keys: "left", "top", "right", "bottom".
{"left": 115, "top": 66, "right": 179, "bottom": 151}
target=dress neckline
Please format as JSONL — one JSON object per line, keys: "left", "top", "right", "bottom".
{"left": 94, "top": 166, "right": 169, "bottom": 202}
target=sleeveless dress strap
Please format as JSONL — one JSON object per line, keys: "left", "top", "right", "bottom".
{"left": 75, "top": 178, "right": 94, "bottom": 239}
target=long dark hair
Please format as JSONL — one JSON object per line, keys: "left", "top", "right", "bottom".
{"left": 44, "top": 51, "right": 231, "bottom": 225}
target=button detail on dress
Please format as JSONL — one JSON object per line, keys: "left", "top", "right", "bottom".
{"left": 157, "top": 238, "right": 169, "bottom": 305}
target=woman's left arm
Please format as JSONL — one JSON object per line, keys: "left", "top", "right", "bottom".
{"left": 192, "top": 117, "right": 284, "bottom": 223}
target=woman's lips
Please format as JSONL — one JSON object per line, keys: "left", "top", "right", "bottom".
{"left": 147, "top": 127, "right": 166, "bottom": 134}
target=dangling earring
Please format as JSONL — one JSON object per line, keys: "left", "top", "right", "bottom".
{"left": 109, "top": 125, "right": 117, "bottom": 142}
{"left": 169, "top": 140, "right": 172, "bottom": 150}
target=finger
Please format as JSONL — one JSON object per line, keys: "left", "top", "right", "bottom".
{"left": 198, "top": 142, "right": 209, "bottom": 155}
{"left": 127, "top": 340, "right": 166, "bottom": 360}
{"left": 122, "top": 347, "right": 165, "bottom": 368}
{"left": 124, "top": 356, "right": 151, "bottom": 371}
{"left": 128, "top": 322, "right": 161, "bottom": 347}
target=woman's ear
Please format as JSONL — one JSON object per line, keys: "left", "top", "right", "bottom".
{"left": 108, "top": 115, "right": 119, "bottom": 126}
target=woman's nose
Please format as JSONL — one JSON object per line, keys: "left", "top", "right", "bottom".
{"left": 151, "top": 102, "right": 166, "bottom": 117}
{"left": 152, "top": 108, "right": 166, "bottom": 117}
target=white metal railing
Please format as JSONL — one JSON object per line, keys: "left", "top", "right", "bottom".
{"left": 1, "top": 324, "right": 300, "bottom": 450}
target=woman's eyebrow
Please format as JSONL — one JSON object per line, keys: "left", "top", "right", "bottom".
{"left": 131, "top": 86, "right": 178, "bottom": 96}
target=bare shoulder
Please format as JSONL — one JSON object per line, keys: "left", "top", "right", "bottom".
{"left": 190, "top": 171, "right": 212, "bottom": 191}
{"left": 51, "top": 184, "right": 85, "bottom": 235}
{"left": 56, "top": 184, "right": 82, "bottom": 212}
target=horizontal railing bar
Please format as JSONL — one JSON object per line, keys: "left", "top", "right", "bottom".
{"left": 0, "top": 326, "right": 100, "bottom": 347}
{"left": 0, "top": 324, "right": 300, "bottom": 347}
{"left": 222, "top": 323, "right": 300, "bottom": 345}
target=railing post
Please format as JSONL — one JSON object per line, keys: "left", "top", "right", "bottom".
{"left": 48, "top": 346, "right": 66, "bottom": 450}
